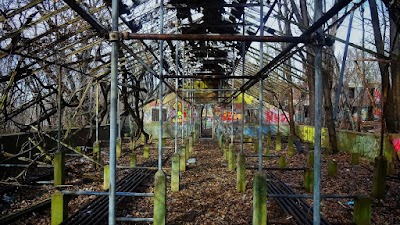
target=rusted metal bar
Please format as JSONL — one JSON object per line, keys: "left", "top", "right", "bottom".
{"left": 120, "top": 33, "right": 312, "bottom": 43}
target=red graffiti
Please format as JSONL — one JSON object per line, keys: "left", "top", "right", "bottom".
{"left": 391, "top": 137, "right": 400, "bottom": 153}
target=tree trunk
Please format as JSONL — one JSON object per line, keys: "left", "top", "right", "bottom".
{"left": 387, "top": 19, "right": 400, "bottom": 133}
{"left": 369, "top": 0, "right": 391, "bottom": 133}
{"left": 322, "top": 57, "right": 338, "bottom": 153}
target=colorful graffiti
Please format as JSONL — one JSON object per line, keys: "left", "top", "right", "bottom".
{"left": 265, "top": 109, "right": 288, "bottom": 124}
{"left": 353, "top": 135, "right": 379, "bottom": 158}
{"left": 391, "top": 136, "right": 400, "bottom": 158}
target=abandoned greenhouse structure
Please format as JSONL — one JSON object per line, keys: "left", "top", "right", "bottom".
{"left": 0, "top": 0, "right": 399, "bottom": 224}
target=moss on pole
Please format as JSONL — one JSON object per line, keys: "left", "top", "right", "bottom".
{"left": 252, "top": 172, "right": 267, "bottom": 225}
{"left": 354, "top": 197, "right": 371, "bottom": 225}
{"left": 237, "top": 152, "right": 246, "bottom": 192}
{"left": 171, "top": 153, "right": 180, "bottom": 192}
{"left": 53, "top": 151, "right": 65, "bottom": 186}
{"left": 154, "top": 170, "right": 166, "bottom": 225}
{"left": 228, "top": 143, "right": 235, "bottom": 171}
{"left": 179, "top": 146, "right": 186, "bottom": 172}
{"left": 371, "top": 155, "right": 387, "bottom": 199}
{"left": 51, "top": 191, "right": 67, "bottom": 225}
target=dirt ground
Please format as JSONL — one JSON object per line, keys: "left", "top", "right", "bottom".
{"left": 2, "top": 137, "right": 400, "bottom": 224}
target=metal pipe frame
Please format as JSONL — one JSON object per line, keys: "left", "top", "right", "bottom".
{"left": 257, "top": 0, "right": 264, "bottom": 172}
{"left": 223, "top": 0, "right": 354, "bottom": 105}
{"left": 109, "top": 0, "right": 119, "bottom": 223}
{"left": 162, "top": 75, "right": 255, "bottom": 79}
{"left": 120, "top": 33, "right": 312, "bottom": 43}
{"left": 267, "top": 194, "right": 367, "bottom": 199}
{"left": 62, "top": 190, "right": 154, "bottom": 197}
{"left": 313, "top": 0, "right": 323, "bottom": 223}
{"left": 158, "top": 0, "right": 165, "bottom": 170}
{"left": 116, "top": 218, "right": 154, "bottom": 222}
{"left": 333, "top": 10, "right": 354, "bottom": 122}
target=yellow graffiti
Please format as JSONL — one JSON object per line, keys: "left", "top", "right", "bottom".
{"left": 233, "top": 93, "right": 254, "bottom": 104}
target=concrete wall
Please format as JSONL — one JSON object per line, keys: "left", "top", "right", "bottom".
{"left": 295, "top": 125, "right": 397, "bottom": 162}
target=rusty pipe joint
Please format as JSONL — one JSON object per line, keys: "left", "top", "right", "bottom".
{"left": 109, "top": 31, "right": 120, "bottom": 42}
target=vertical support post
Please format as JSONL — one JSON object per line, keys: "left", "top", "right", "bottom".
{"left": 179, "top": 145, "right": 186, "bottom": 172}
{"left": 130, "top": 153, "right": 136, "bottom": 168}
{"left": 267, "top": 130, "right": 272, "bottom": 149}
{"left": 257, "top": 0, "right": 264, "bottom": 172}
{"left": 275, "top": 132, "right": 281, "bottom": 151}
{"left": 158, "top": 0, "right": 165, "bottom": 171}
{"left": 371, "top": 155, "right": 387, "bottom": 199}
{"left": 237, "top": 152, "right": 246, "bottom": 192}
{"left": 240, "top": 13, "right": 245, "bottom": 156}
{"left": 55, "top": 63, "right": 64, "bottom": 186}
{"left": 93, "top": 141, "right": 101, "bottom": 168}
{"left": 253, "top": 3, "right": 267, "bottom": 225}
{"left": 334, "top": 10, "right": 354, "bottom": 122}
{"left": 103, "top": 165, "right": 110, "bottom": 190}
{"left": 116, "top": 137, "right": 122, "bottom": 158}
{"left": 253, "top": 172, "right": 267, "bottom": 225}
{"left": 53, "top": 151, "right": 65, "bottom": 186}
{"left": 304, "top": 169, "right": 314, "bottom": 192}
{"left": 278, "top": 155, "right": 286, "bottom": 168}
{"left": 354, "top": 197, "right": 371, "bottom": 225}
{"left": 109, "top": 0, "right": 119, "bottom": 223}
{"left": 154, "top": 170, "right": 166, "bottom": 225}
{"left": 96, "top": 81, "right": 99, "bottom": 143}
{"left": 288, "top": 135, "right": 295, "bottom": 157}
{"left": 228, "top": 143, "right": 235, "bottom": 171}
{"left": 51, "top": 191, "right": 67, "bottom": 225}
{"left": 313, "top": 0, "right": 323, "bottom": 222}
{"left": 188, "top": 135, "right": 193, "bottom": 153}
{"left": 171, "top": 153, "right": 180, "bottom": 192}
{"left": 174, "top": 32, "right": 179, "bottom": 154}
{"left": 117, "top": 89, "right": 121, "bottom": 138}
{"left": 328, "top": 159, "right": 337, "bottom": 177}
{"left": 143, "top": 145, "right": 149, "bottom": 159}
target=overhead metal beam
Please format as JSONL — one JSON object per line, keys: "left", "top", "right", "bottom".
{"left": 163, "top": 75, "right": 254, "bottom": 79}
{"left": 223, "top": 0, "right": 355, "bottom": 104}
{"left": 120, "top": 33, "right": 313, "bottom": 43}
{"left": 63, "top": 0, "right": 108, "bottom": 36}
{"left": 165, "top": 3, "right": 261, "bottom": 8}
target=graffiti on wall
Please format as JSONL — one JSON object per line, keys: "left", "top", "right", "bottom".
{"left": 353, "top": 135, "right": 379, "bottom": 158}
{"left": 390, "top": 136, "right": 400, "bottom": 157}
{"left": 265, "top": 109, "right": 288, "bottom": 124}
{"left": 299, "top": 126, "right": 327, "bottom": 147}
